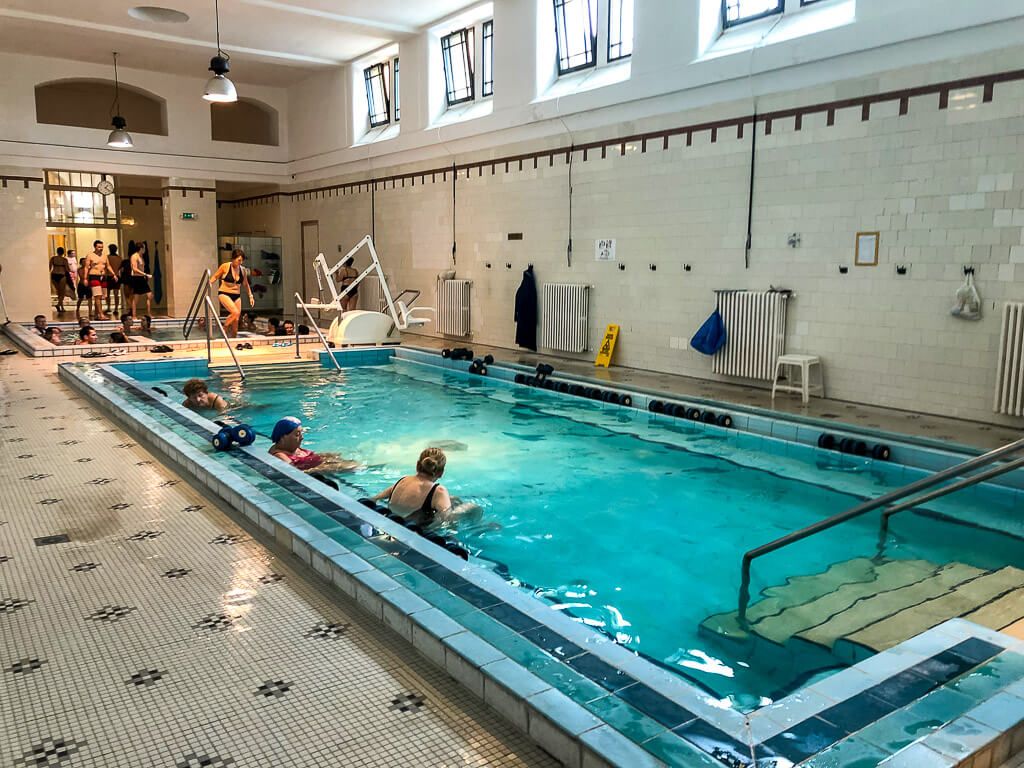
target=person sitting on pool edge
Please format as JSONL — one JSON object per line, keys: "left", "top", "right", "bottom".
{"left": 268, "top": 417, "right": 358, "bottom": 472}
{"left": 182, "top": 378, "right": 228, "bottom": 412}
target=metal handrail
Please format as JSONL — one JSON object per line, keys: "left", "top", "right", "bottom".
{"left": 204, "top": 295, "right": 245, "bottom": 380}
{"left": 295, "top": 292, "right": 340, "bottom": 371}
{"left": 183, "top": 269, "right": 212, "bottom": 339}
{"left": 876, "top": 455, "right": 1024, "bottom": 550}
{"left": 737, "top": 437, "right": 1024, "bottom": 623}
{"left": 392, "top": 289, "right": 421, "bottom": 307}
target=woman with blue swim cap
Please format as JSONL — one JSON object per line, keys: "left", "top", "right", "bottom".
{"left": 269, "top": 417, "right": 358, "bottom": 472}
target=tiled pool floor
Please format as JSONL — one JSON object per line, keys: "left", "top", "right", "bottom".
{"left": 0, "top": 350, "right": 557, "bottom": 768}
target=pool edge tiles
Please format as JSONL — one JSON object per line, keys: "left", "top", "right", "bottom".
{"left": 57, "top": 358, "right": 1024, "bottom": 768}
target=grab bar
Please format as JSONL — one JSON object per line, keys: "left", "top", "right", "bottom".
{"left": 737, "top": 436, "right": 1024, "bottom": 623}
{"left": 392, "top": 289, "right": 422, "bottom": 306}
{"left": 183, "top": 269, "right": 212, "bottom": 339}
{"left": 205, "top": 295, "right": 245, "bottom": 380}
{"left": 294, "top": 292, "right": 341, "bottom": 371}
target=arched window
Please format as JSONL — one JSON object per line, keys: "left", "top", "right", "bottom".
{"left": 34, "top": 79, "right": 167, "bottom": 135}
{"left": 210, "top": 98, "right": 279, "bottom": 146}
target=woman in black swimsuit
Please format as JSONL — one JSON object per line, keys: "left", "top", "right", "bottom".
{"left": 210, "top": 249, "right": 254, "bottom": 337}
{"left": 372, "top": 448, "right": 453, "bottom": 527}
{"left": 338, "top": 255, "right": 359, "bottom": 312}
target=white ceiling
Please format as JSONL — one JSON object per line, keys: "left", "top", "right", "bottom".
{"left": 0, "top": 0, "right": 471, "bottom": 86}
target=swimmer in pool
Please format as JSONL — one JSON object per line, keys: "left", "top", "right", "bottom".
{"left": 372, "top": 448, "right": 481, "bottom": 528}
{"left": 268, "top": 417, "right": 358, "bottom": 472}
{"left": 182, "top": 378, "right": 228, "bottom": 412}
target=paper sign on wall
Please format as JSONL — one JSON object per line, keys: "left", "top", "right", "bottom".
{"left": 595, "top": 324, "right": 619, "bottom": 367}
{"left": 595, "top": 239, "right": 616, "bottom": 261}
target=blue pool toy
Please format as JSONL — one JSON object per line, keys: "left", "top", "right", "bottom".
{"left": 212, "top": 427, "right": 234, "bottom": 451}
{"left": 231, "top": 424, "right": 256, "bottom": 446}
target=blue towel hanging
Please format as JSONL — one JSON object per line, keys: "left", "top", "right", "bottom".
{"left": 690, "top": 308, "right": 726, "bottom": 355}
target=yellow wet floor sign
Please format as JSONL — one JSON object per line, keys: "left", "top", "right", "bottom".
{"left": 595, "top": 324, "right": 619, "bottom": 367}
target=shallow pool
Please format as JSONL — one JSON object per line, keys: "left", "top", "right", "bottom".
{"left": 163, "top": 359, "right": 1020, "bottom": 708}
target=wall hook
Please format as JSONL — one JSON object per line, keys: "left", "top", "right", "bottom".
{"left": 896, "top": 264, "right": 908, "bottom": 275}
{"left": 963, "top": 265, "right": 975, "bottom": 276}
{"left": 683, "top": 264, "right": 692, "bottom": 272}
{"left": 839, "top": 265, "right": 849, "bottom": 274}
{"left": 485, "top": 262, "right": 492, "bottom": 269}
{"left": 617, "top": 263, "right": 626, "bottom": 271}
{"left": 649, "top": 264, "right": 657, "bottom": 271}
{"left": 505, "top": 263, "right": 512, "bottom": 269}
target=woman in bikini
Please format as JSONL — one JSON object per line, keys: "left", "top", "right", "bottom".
{"left": 49, "top": 247, "right": 69, "bottom": 313}
{"left": 210, "top": 249, "right": 254, "bottom": 337}
{"left": 338, "top": 255, "right": 358, "bottom": 312}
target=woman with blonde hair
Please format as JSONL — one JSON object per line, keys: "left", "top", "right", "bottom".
{"left": 372, "top": 448, "right": 454, "bottom": 527}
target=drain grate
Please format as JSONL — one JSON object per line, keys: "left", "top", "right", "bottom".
{"left": 33, "top": 533, "right": 70, "bottom": 546}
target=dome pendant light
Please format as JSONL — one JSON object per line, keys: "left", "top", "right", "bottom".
{"left": 107, "top": 52, "right": 134, "bottom": 149}
{"left": 203, "top": 0, "right": 237, "bottom": 102}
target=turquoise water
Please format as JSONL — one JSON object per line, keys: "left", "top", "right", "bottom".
{"left": 167, "top": 360, "right": 1021, "bottom": 707}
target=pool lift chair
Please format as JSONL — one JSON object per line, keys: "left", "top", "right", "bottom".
{"left": 297, "top": 235, "right": 433, "bottom": 346}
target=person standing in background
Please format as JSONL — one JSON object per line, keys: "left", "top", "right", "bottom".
{"left": 66, "top": 248, "right": 79, "bottom": 305}
{"left": 337, "top": 255, "right": 359, "bottom": 312}
{"left": 48, "top": 246, "right": 69, "bottom": 313}
{"left": 83, "top": 240, "right": 115, "bottom": 320}
{"left": 106, "top": 244, "right": 122, "bottom": 317}
{"left": 73, "top": 252, "right": 90, "bottom": 318}
{"left": 129, "top": 243, "right": 152, "bottom": 318}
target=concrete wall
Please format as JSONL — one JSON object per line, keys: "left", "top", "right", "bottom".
{"left": 0, "top": 167, "right": 48, "bottom": 320}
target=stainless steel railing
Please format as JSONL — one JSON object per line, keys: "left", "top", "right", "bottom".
{"left": 182, "top": 269, "right": 245, "bottom": 380}
{"left": 294, "top": 292, "right": 340, "bottom": 371}
{"left": 737, "top": 437, "right": 1024, "bottom": 624}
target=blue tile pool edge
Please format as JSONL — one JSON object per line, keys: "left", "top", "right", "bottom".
{"left": 58, "top": 359, "right": 1024, "bottom": 768}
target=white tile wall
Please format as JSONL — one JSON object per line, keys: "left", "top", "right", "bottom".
{"left": 0, "top": 166, "right": 50, "bottom": 319}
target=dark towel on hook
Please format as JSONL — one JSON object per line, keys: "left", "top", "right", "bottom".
{"left": 514, "top": 265, "right": 537, "bottom": 351}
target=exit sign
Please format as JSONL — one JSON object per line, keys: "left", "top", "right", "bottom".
{"left": 180, "top": 212, "right": 198, "bottom": 220}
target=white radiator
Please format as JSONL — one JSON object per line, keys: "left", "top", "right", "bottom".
{"left": 994, "top": 302, "right": 1024, "bottom": 416}
{"left": 713, "top": 290, "right": 789, "bottom": 381}
{"left": 359, "top": 276, "right": 388, "bottom": 313}
{"left": 541, "top": 283, "right": 590, "bottom": 353}
{"left": 437, "top": 279, "right": 472, "bottom": 336}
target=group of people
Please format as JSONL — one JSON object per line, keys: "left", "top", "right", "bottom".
{"left": 179, "top": 377, "right": 462, "bottom": 527}
{"left": 48, "top": 240, "right": 153, "bottom": 320}
{"left": 33, "top": 312, "right": 153, "bottom": 346}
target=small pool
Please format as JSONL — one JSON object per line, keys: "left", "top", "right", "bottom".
{"left": 148, "top": 356, "right": 1022, "bottom": 709}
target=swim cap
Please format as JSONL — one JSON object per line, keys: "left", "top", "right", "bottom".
{"left": 271, "top": 417, "right": 302, "bottom": 443}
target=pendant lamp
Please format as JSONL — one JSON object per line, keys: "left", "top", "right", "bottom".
{"left": 107, "top": 52, "right": 134, "bottom": 148}
{"left": 204, "top": 0, "right": 237, "bottom": 102}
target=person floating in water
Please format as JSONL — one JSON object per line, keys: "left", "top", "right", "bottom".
{"left": 268, "top": 417, "right": 358, "bottom": 472}
{"left": 182, "top": 378, "right": 228, "bottom": 412}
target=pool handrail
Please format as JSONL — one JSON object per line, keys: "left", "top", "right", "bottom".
{"left": 737, "top": 436, "right": 1024, "bottom": 624}
{"left": 294, "top": 292, "right": 341, "bottom": 371}
{"left": 182, "top": 268, "right": 245, "bottom": 380}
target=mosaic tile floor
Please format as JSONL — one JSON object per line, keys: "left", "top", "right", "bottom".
{"left": 404, "top": 333, "right": 1023, "bottom": 453}
{"left": 0, "top": 348, "right": 558, "bottom": 768}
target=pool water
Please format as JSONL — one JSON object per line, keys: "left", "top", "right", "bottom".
{"left": 167, "top": 360, "right": 1022, "bottom": 708}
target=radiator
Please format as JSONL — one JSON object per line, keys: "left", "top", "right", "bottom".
{"left": 713, "top": 290, "right": 789, "bottom": 381}
{"left": 994, "top": 302, "right": 1024, "bottom": 416}
{"left": 358, "top": 276, "right": 388, "bottom": 313}
{"left": 437, "top": 279, "right": 472, "bottom": 336}
{"left": 541, "top": 283, "right": 590, "bottom": 353}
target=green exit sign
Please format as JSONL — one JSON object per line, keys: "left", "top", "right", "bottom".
{"left": 180, "top": 212, "right": 198, "bottom": 220}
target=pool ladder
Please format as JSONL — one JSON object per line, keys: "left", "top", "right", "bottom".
{"left": 737, "top": 436, "right": 1024, "bottom": 624}
{"left": 182, "top": 268, "right": 245, "bottom": 380}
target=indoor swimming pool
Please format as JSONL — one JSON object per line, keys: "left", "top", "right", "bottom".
{"left": 145, "top": 355, "right": 1023, "bottom": 710}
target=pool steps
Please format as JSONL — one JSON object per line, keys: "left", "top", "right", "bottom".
{"left": 702, "top": 557, "right": 1024, "bottom": 662}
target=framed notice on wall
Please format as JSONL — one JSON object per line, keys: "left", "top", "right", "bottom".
{"left": 855, "top": 231, "right": 880, "bottom": 267}
{"left": 595, "top": 239, "right": 616, "bottom": 261}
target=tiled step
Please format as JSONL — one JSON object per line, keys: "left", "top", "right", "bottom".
{"left": 964, "top": 586, "right": 1024, "bottom": 630}
{"left": 844, "top": 566, "right": 1024, "bottom": 652}
{"left": 753, "top": 559, "right": 951, "bottom": 645}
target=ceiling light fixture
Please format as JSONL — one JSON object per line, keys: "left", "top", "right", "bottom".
{"left": 203, "top": 0, "right": 237, "bottom": 103}
{"left": 107, "top": 52, "right": 134, "bottom": 149}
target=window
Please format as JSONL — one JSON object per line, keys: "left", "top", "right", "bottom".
{"left": 393, "top": 57, "right": 400, "bottom": 122}
{"left": 442, "top": 27, "right": 475, "bottom": 106}
{"left": 481, "top": 20, "right": 493, "bottom": 97}
{"left": 553, "top": 0, "right": 597, "bottom": 74}
{"left": 44, "top": 171, "right": 119, "bottom": 227}
{"left": 363, "top": 62, "right": 390, "bottom": 128}
{"left": 722, "top": 0, "right": 783, "bottom": 28}
{"left": 607, "top": 0, "right": 633, "bottom": 61}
